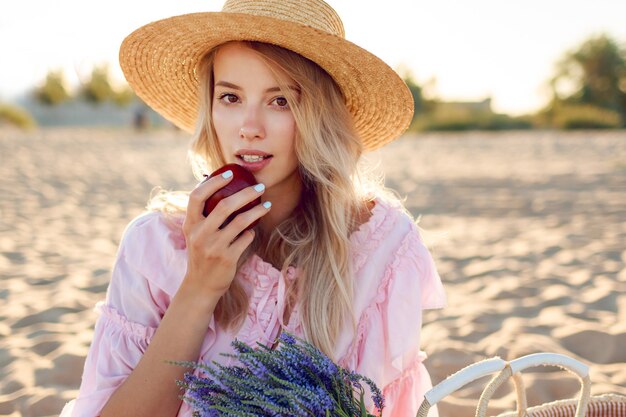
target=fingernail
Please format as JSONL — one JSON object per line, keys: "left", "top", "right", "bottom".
{"left": 254, "top": 183, "right": 265, "bottom": 193}
{"left": 222, "top": 170, "right": 233, "bottom": 179}
{"left": 263, "top": 201, "right": 272, "bottom": 209}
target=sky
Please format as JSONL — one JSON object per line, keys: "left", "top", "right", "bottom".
{"left": 1, "top": 0, "right": 625, "bottom": 116}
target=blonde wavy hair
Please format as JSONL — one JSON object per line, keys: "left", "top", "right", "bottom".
{"left": 147, "top": 41, "right": 397, "bottom": 358}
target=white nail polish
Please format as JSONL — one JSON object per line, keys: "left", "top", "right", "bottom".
{"left": 263, "top": 201, "right": 272, "bottom": 209}
{"left": 222, "top": 170, "right": 233, "bottom": 179}
{"left": 254, "top": 183, "right": 265, "bottom": 192}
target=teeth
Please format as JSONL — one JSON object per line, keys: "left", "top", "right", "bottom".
{"left": 241, "top": 155, "right": 267, "bottom": 162}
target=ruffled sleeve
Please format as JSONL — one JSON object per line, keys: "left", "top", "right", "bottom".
{"left": 350, "top": 220, "right": 446, "bottom": 417}
{"left": 60, "top": 211, "right": 186, "bottom": 417}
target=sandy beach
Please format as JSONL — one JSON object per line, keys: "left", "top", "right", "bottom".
{"left": 1, "top": 127, "right": 624, "bottom": 416}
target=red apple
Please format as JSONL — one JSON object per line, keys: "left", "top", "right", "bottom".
{"left": 203, "top": 163, "right": 261, "bottom": 230}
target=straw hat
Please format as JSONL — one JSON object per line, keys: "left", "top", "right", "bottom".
{"left": 119, "top": 0, "right": 414, "bottom": 151}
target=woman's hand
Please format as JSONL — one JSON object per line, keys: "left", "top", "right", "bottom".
{"left": 181, "top": 170, "right": 270, "bottom": 301}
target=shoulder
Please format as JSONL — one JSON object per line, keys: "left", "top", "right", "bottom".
{"left": 350, "top": 193, "right": 418, "bottom": 262}
{"left": 116, "top": 209, "right": 188, "bottom": 296}
{"left": 348, "top": 193, "right": 424, "bottom": 307}
{"left": 337, "top": 196, "right": 446, "bottom": 366}
{"left": 120, "top": 210, "right": 186, "bottom": 249}
{"left": 350, "top": 192, "right": 445, "bottom": 309}
{"left": 376, "top": 195, "right": 419, "bottom": 238}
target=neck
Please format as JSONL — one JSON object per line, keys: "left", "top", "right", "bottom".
{"left": 258, "top": 176, "right": 303, "bottom": 236}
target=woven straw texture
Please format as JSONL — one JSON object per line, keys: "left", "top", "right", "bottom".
{"left": 119, "top": 0, "right": 414, "bottom": 151}
{"left": 494, "top": 394, "right": 626, "bottom": 417}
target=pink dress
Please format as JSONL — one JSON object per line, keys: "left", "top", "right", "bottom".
{"left": 60, "top": 195, "right": 446, "bottom": 417}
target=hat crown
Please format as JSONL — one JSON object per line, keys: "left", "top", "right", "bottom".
{"left": 222, "top": 0, "right": 345, "bottom": 38}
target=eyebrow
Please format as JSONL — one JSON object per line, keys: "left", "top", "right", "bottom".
{"left": 215, "top": 80, "right": 299, "bottom": 93}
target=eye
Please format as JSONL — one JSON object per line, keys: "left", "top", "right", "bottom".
{"left": 272, "top": 96, "right": 289, "bottom": 109}
{"left": 217, "top": 93, "right": 239, "bottom": 104}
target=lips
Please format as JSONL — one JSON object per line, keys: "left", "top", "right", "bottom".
{"left": 236, "top": 155, "right": 273, "bottom": 172}
{"left": 235, "top": 149, "right": 272, "bottom": 157}
{"left": 239, "top": 155, "right": 271, "bottom": 163}
{"left": 235, "top": 149, "right": 274, "bottom": 172}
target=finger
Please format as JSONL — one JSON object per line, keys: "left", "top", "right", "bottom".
{"left": 185, "top": 170, "right": 235, "bottom": 226}
{"left": 219, "top": 200, "right": 272, "bottom": 244}
{"left": 229, "top": 228, "right": 256, "bottom": 256}
{"left": 206, "top": 183, "right": 266, "bottom": 231}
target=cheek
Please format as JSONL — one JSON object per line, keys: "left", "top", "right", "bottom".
{"left": 211, "top": 106, "right": 227, "bottom": 133}
{"left": 284, "top": 118, "right": 298, "bottom": 163}
{"left": 271, "top": 113, "right": 297, "bottom": 145}
{"left": 212, "top": 106, "right": 236, "bottom": 146}
{"left": 282, "top": 129, "right": 299, "bottom": 169}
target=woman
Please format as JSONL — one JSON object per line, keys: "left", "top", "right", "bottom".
{"left": 61, "top": 1, "right": 446, "bottom": 416}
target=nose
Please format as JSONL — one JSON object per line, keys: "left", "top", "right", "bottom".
{"left": 239, "top": 107, "right": 265, "bottom": 141}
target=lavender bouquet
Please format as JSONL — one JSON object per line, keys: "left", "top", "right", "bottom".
{"left": 175, "top": 332, "right": 384, "bottom": 417}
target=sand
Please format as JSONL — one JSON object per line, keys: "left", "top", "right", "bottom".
{"left": 0, "top": 127, "right": 624, "bottom": 417}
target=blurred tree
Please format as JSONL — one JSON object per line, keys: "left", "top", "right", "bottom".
{"left": 34, "top": 70, "right": 71, "bottom": 106}
{"left": 112, "top": 85, "right": 136, "bottom": 107}
{"left": 398, "top": 66, "right": 439, "bottom": 129}
{"left": 549, "top": 34, "right": 626, "bottom": 121}
{"left": 81, "top": 64, "right": 115, "bottom": 104}
{"left": 0, "top": 103, "right": 37, "bottom": 129}
{"left": 553, "top": 103, "right": 622, "bottom": 129}
{"left": 81, "top": 64, "right": 135, "bottom": 107}
{"left": 403, "top": 73, "right": 424, "bottom": 115}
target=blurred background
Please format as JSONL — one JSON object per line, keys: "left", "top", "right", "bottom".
{"left": 2, "top": 0, "right": 626, "bottom": 130}
{"left": 1, "top": 1, "right": 625, "bottom": 417}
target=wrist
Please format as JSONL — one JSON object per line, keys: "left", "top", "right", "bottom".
{"left": 175, "top": 279, "right": 224, "bottom": 315}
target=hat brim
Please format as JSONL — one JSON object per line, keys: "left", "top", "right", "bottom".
{"left": 119, "top": 12, "right": 413, "bottom": 150}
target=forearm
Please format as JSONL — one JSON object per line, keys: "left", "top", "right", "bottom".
{"left": 100, "top": 284, "right": 221, "bottom": 417}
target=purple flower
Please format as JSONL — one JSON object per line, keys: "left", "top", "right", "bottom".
{"left": 279, "top": 332, "right": 296, "bottom": 345}
{"left": 176, "top": 332, "right": 384, "bottom": 417}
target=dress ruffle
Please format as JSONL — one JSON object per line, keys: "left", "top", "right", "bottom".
{"left": 95, "top": 302, "right": 157, "bottom": 342}
{"left": 60, "top": 302, "right": 159, "bottom": 417}
{"left": 381, "top": 357, "right": 438, "bottom": 417}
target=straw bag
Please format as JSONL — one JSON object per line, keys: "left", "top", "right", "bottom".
{"left": 416, "top": 353, "right": 626, "bottom": 417}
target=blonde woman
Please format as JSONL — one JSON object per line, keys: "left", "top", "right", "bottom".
{"left": 61, "top": 1, "right": 446, "bottom": 417}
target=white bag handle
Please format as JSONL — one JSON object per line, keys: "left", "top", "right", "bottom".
{"left": 509, "top": 353, "right": 589, "bottom": 377}
{"left": 475, "top": 353, "right": 591, "bottom": 417}
{"left": 416, "top": 357, "right": 507, "bottom": 417}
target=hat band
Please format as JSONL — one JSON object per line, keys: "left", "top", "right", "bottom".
{"left": 222, "top": 0, "right": 345, "bottom": 38}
